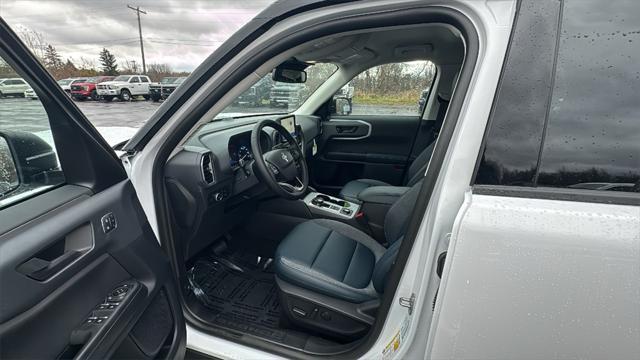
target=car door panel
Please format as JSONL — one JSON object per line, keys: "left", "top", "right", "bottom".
{"left": 431, "top": 193, "right": 640, "bottom": 359}
{"left": 311, "top": 115, "right": 421, "bottom": 192}
{"left": 0, "top": 180, "right": 184, "bottom": 359}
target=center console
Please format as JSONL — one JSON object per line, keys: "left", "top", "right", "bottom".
{"left": 303, "top": 192, "right": 359, "bottom": 219}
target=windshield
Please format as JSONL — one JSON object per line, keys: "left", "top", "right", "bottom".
{"left": 176, "top": 77, "right": 186, "bottom": 84}
{"left": 113, "top": 75, "right": 131, "bottom": 82}
{"left": 218, "top": 63, "right": 338, "bottom": 118}
{"left": 57, "top": 79, "right": 72, "bottom": 85}
{"left": 161, "top": 77, "right": 178, "bottom": 84}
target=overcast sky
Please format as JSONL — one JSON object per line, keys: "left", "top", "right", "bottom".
{"left": 0, "top": 0, "right": 274, "bottom": 71}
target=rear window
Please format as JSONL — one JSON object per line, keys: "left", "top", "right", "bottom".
{"left": 475, "top": 0, "right": 639, "bottom": 194}
{"left": 536, "top": 0, "right": 640, "bottom": 190}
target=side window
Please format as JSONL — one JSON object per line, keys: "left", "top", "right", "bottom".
{"left": 332, "top": 61, "right": 436, "bottom": 116}
{"left": 129, "top": 76, "right": 140, "bottom": 83}
{"left": 537, "top": 0, "right": 639, "bottom": 191}
{"left": 475, "top": 0, "right": 561, "bottom": 186}
{"left": 475, "top": 0, "right": 639, "bottom": 193}
{"left": 0, "top": 59, "right": 65, "bottom": 208}
{"left": 140, "top": 77, "right": 149, "bottom": 83}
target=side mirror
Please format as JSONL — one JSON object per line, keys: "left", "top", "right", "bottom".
{"left": 0, "top": 135, "right": 19, "bottom": 199}
{"left": 0, "top": 131, "right": 62, "bottom": 199}
{"left": 272, "top": 68, "right": 307, "bottom": 83}
{"left": 331, "top": 97, "right": 352, "bottom": 116}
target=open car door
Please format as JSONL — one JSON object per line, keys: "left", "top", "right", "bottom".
{"left": 0, "top": 19, "right": 185, "bottom": 359}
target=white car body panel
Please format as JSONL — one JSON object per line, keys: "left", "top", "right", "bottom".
{"left": 97, "top": 76, "right": 151, "bottom": 97}
{"left": 0, "top": 78, "right": 29, "bottom": 95}
{"left": 430, "top": 194, "right": 640, "bottom": 359}
{"left": 124, "top": 0, "right": 517, "bottom": 358}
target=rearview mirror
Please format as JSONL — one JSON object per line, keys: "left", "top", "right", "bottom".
{"left": 0, "top": 135, "right": 19, "bottom": 199}
{"left": 272, "top": 68, "right": 307, "bottom": 83}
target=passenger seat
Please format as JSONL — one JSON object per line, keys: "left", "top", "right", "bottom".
{"left": 339, "top": 93, "right": 449, "bottom": 203}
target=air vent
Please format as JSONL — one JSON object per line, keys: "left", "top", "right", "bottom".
{"left": 201, "top": 153, "right": 214, "bottom": 184}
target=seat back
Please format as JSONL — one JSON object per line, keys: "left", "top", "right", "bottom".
{"left": 403, "top": 93, "right": 449, "bottom": 187}
{"left": 372, "top": 180, "right": 423, "bottom": 292}
{"left": 404, "top": 143, "right": 434, "bottom": 186}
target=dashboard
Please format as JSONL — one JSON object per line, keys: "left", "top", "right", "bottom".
{"left": 163, "top": 114, "right": 320, "bottom": 258}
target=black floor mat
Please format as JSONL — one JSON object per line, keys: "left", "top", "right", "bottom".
{"left": 188, "top": 252, "right": 287, "bottom": 341}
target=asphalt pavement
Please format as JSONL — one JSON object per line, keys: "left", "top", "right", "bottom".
{"left": 0, "top": 96, "right": 419, "bottom": 135}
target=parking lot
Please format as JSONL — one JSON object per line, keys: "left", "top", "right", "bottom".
{"left": 1, "top": 96, "right": 418, "bottom": 138}
{"left": 0, "top": 97, "right": 162, "bottom": 133}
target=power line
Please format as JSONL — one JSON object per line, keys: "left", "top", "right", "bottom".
{"left": 127, "top": 4, "right": 147, "bottom": 74}
{"left": 146, "top": 40, "right": 219, "bottom": 47}
{"left": 53, "top": 38, "right": 140, "bottom": 46}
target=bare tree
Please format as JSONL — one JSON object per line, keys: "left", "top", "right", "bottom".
{"left": 15, "top": 26, "right": 47, "bottom": 60}
{"left": 121, "top": 59, "right": 140, "bottom": 74}
{"left": 78, "top": 57, "right": 97, "bottom": 71}
{"left": 0, "top": 58, "right": 19, "bottom": 78}
{"left": 146, "top": 63, "right": 184, "bottom": 82}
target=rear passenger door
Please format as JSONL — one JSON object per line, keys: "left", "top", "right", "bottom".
{"left": 0, "top": 20, "right": 185, "bottom": 359}
{"left": 311, "top": 61, "right": 435, "bottom": 193}
{"left": 140, "top": 76, "right": 151, "bottom": 94}
{"left": 129, "top": 76, "right": 141, "bottom": 95}
{"left": 431, "top": 1, "right": 640, "bottom": 358}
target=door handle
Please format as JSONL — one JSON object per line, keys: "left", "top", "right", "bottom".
{"left": 17, "top": 250, "right": 82, "bottom": 281}
{"left": 336, "top": 125, "right": 357, "bottom": 134}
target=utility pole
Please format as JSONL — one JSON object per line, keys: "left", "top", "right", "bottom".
{"left": 127, "top": 5, "right": 147, "bottom": 74}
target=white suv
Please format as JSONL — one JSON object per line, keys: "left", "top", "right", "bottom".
{"left": 0, "top": 78, "right": 29, "bottom": 97}
{"left": 96, "top": 75, "right": 151, "bottom": 101}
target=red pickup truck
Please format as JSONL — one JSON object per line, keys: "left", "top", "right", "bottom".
{"left": 70, "top": 76, "right": 114, "bottom": 101}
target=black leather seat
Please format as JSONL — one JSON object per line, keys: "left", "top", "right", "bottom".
{"left": 339, "top": 142, "right": 434, "bottom": 203}
{"left": 275, "top": 180, "right": 422, "bottom": 303}
{"left": 339, "top": 93, "right": 449, "bottom": 204}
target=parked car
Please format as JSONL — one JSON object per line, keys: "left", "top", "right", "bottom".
{"left": 0, "top": 78, "right": 29, "bottom": 97}
{"left": 269, "top": 82, "right": 305, "bottom": 107}
{"left": 233, "top": 76, "right": 272, "bottom": 106}
{"left": 96, "top": 74, "right": 152, "bottom": 101}
{"left": 70, "top": 76, "right": 115, "bottom": 101}
{"left": 149, "top": 76, "right": 186, "bottom": 102}
{"left": 56, "top": 78, "right": 87, "bottom": 95}
{"left": 1, "top": 1, "right": 639, "bottom": 360}
{"left": 568, "top": 182, "right": 638, "bottom": 192}
{"left": 23, "top": 87, "right": 37, "bottom": 100}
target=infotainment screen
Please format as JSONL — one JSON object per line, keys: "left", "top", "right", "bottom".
{"left": 279, "top": 116, "right": 296, "bottom": 134}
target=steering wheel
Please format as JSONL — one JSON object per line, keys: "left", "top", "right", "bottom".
{"left": 251, "top": 119, "right": 309, "bottom": 199}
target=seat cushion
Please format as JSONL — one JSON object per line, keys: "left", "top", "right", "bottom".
{"left": 339, "top": 179, "right": 390, "bottom": 204}
{"left": 275, "top": 219, "right": 385, "bottom": 303}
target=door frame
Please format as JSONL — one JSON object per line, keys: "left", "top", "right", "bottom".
{"left": 133, "top": 4, "right": 480, "bottom": 358}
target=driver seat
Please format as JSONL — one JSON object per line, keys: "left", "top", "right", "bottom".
{"left": 274, "top": 180, "right": 422, "bottom": 339}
